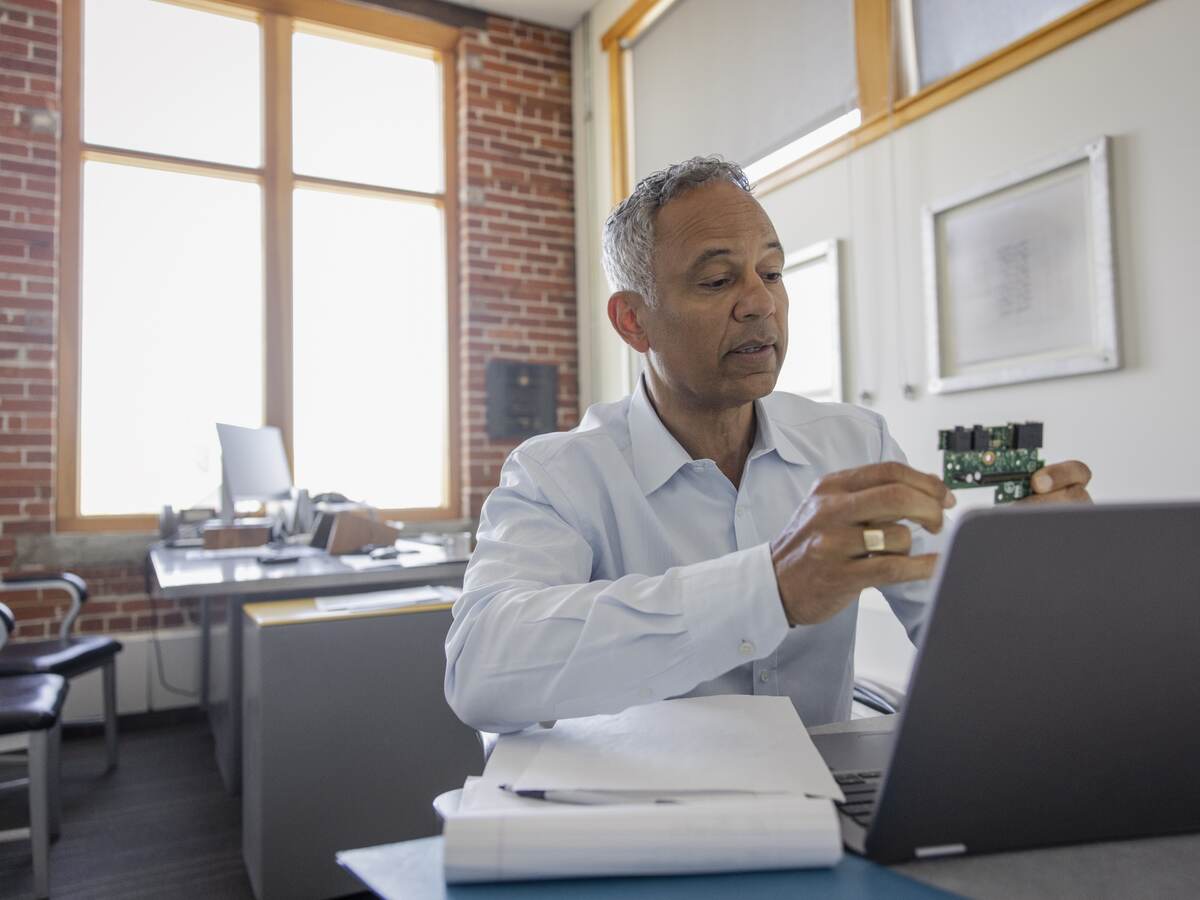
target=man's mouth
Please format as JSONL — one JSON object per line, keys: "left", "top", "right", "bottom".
{"left": 727, "top": 340, "right": 775, "bottom": 357}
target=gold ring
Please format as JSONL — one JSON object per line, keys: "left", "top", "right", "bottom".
{"left": 863, "top": 528, "right": 886, "bottom": 553}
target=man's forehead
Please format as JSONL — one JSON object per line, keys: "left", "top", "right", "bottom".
{"left": 654, "top": 182, "right": 779, "bottom": 262}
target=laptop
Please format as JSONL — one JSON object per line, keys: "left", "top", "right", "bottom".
{"left": 813, "top": 502, "right": 1200, "bottom": 863}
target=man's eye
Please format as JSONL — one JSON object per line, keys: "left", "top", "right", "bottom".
{"left": 701, "top": 277, "right": 731, "bottom": 290}
{"left": 761, "top": 271, "right": 783, "bottom": 283}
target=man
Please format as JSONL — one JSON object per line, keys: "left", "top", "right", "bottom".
{"left": 445, "top": 157, "right": 1091, "bottom": 734}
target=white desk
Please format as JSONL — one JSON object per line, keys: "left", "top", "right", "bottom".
{"left": 149, "top": 544, "right": 468, "bottom": 793}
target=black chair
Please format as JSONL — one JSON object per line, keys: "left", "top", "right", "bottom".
{"left": 0, "top": 573, "right": 122, "bottom": 770}
{"left": 0, "top": 601, "right": 68, "bottom": 899}
{"left": 852, "top": 676, "right": 905, "bottom": 716}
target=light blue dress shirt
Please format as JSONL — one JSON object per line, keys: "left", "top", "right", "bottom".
{"left": 445, "top": 378, "right": 940, "bottom": 733}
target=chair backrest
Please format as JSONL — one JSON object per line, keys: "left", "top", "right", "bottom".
{"left": 0, "top": 601, "right": 13, "bottom": 651}
{"left": 0, "top": 573, "right": 88, "bottom": 640}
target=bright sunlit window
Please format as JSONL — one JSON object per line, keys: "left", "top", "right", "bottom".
{"left": 67, "top": 0, "right": 454, "bottom": 525}
{"left": 79, "top": 0, "right": 263, "bottom": 517}
{"left": 292, "top": 189, "right": 447, "bottom": 508}
{"left": 292, "top": 30, "right": 442, "bottom": 192}
{"left": 743, "top": 109, "right": 862, "bottom": 185}
{"left": 79, "top": 162, "right": 264, "bottom": 515}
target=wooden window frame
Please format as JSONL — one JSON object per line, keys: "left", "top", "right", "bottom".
{"left": 58, "top": 0, "right": 461, "bottom": 532}
{"left": 601, "top": 0, "right": 1154, "bottom": 204}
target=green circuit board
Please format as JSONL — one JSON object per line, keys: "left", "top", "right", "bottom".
{"left": 939, "top": 423, "right": 1044, "bottom": 504}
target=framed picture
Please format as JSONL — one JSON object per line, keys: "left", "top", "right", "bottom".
{"left": 775, "top": 239, "right": 843, "bottom": 402}
{"left": 922, "top": 136, "right": 1119, "bottom": 394}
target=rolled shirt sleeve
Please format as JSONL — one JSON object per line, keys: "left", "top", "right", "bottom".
{"left": 444, "top": 449, "right": 790, "bottom": 733}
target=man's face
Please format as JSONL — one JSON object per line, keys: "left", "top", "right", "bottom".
{"left": 639, "top": 180, "right": 788, "bottom": 411}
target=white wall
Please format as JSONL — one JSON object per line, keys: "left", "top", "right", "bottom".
{"left": 573, "top": 0, "right": 642, "bottom": 409}
{"left": 576, "top": 0, "right": 1199, "bottom": 500}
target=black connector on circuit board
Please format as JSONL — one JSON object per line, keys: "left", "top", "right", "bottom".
{"left": 938, "top": 422, "right": 1044, "bottom": 504}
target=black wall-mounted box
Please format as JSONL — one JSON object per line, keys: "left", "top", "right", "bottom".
{"left": 486, "top": 359, "right": 558, "bottom": 440}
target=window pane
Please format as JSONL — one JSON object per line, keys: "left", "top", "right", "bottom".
{"left": 776, "top": 257, "right": 840, "bottom": 402}
{"left": 292, "top": 189, "right": 448, "bottom": 509}
{"left": 912, "top": 0, "right": 1085, "bottom": 87}
{"left": 79, "top": 161, "right": 264, "bottom": 516}
{"left": 83, "top": 0, "right": 261, "bottom": 166}
{"left": 293, "top": 30, "right": 442, "bottom": 193}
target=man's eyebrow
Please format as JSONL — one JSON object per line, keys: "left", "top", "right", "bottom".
{"left": 688, "top": 241, "right": 784, "bottom": 271}
{"left": 690, "top": 247, "right": 732, "bottom": 268}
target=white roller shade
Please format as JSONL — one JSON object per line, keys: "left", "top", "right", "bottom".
{"left": 630, "top": 0, "right": 857, "bottom": 180}
{"left": 912, "top": 0, "right": 1086, "bottom": 88}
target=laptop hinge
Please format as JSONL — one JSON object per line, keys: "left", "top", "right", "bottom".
{"left": 915, "top": 843, "right": 967, "bottom": 859}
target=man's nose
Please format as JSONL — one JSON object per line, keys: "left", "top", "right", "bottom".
{"left": 733, "top": 273, "right": 776, "bottom": 321}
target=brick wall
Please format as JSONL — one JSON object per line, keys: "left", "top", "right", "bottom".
{"left": 458, "top": 16, "right": 577, "bottom": 517}
{"left": 0, "top": 2, "right": 578, "bottom": 639}
{"left": 0, "top": 0, "right": 65, "bottom": 638}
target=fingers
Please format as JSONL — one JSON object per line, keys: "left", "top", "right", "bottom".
{"left": 831, "top": 523, "right": 914, "bottom": 557}
{"left": 1031, "top": 460, "right": 1092, "bottom": 494}
{"left": 1020, "top": 483, "right": 1092, "bottom": 505}
{"left": 844, "top": 483, "right": 948, "bottom": 533}
{"left": 852, "top": 553, "right": 939, "bottom": 588}
{"left": 818, "top": 462, "right": 955, "bottom": 510}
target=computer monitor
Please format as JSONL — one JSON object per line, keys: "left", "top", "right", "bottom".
{"left": 216, "top": 423, "right": 293, "bottom": 523}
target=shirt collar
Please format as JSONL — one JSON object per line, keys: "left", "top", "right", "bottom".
{"left": 752, "top": 395, "right": 811, "bottom": 467}
{"left": 628, "top": 376, "right": 693, "bottom": 495}
{"left": 629, "top": 377, "right": 810, "bottom": 496}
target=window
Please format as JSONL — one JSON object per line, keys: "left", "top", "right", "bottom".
{"left": 742, "top": 109, "right": 862, "bottom": 186}
{"left": 905, "top": 0, "right": 1089, "bottom": 89}
{"left": 604, "top": 0, "right": 1146, "bottom": 199}
{"left": 625, "top": 0, "right": 858, "bottom": 184}
{"left": 59, "top": 0, "right": 459, "bottom": 529}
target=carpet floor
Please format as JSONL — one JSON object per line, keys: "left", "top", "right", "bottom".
{"left": 0, "top": 711, "right": 258, "bottom": 899}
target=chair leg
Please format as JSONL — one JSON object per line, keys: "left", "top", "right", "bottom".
{"left": 103, "top": 658, "right": 119, "bottom": 771}
{"left": 28, "top": 728, "right": 51, "bottom": 899}
{"left": 47, "top": 722, "right": 61, "bottom": 838}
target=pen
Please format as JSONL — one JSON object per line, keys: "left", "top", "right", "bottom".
{"left": 498, "top": 784, "right": 678, "bottom": 806}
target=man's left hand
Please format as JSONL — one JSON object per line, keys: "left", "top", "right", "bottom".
{"left": 1021, "top": 460, "right": 1093, "bottom": 504}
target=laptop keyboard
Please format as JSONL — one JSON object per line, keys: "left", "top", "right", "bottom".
{"left": 834, "top": 770, "right": 882, "bottom": 827}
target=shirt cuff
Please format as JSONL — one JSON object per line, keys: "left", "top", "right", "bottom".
{"left": 679, "top": 542, "right": 790, "bottom": 673}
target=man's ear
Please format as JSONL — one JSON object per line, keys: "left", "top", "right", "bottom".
{"left": 607, "top": 291, "right": 651, "bottom": 354}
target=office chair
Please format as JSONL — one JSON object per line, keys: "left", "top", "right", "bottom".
{"left": 0, "top": 573, "right": 122, "bottom": 770}
{"left": 0, "top": 601, "right": 68, "bottom": 899}
{"left": 853, "top": 677, "right": 905, "bottom": 716}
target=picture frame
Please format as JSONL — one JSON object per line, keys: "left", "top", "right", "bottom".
{"left": 922, "top": 136, "right": 1119, "bottom": 394}
{"left": 775, "top": 239, "right": 843, "bottom": 403}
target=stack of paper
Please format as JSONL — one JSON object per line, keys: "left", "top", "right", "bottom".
{"left": 440, "top": 695, "right": 845, "bottom": 883}
{"left": 313, "top": 585, "right": 459, "bottom": 612}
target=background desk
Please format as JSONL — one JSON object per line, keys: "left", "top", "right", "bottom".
{"left": 243, "top": 598, "right": 483, "bottom": 900}
{"left": 150, "top": 545, "right": 468, "bottom": 793}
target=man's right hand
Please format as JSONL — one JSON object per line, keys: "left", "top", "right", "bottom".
{"left": 769, "top": 462, "right": 955, "bottom": 626}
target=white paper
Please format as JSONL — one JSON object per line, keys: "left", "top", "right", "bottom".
{"left": 481, "top": 727, "right": 550, "bottom": 786}
{"left": 510, "top": 695, "right": 843, "bottom": 801}
{"left": 183, "top": 545, "right": 324, "bottom": 560}
{"left": 442, "top": 793, "right": 842, "bottom": 883}
{"left": 313, "top": 585, "right": 459, "bottom": 612}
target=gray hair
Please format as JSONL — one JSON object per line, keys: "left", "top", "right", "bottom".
{"left": 602, "top": 156, "right": 752, "bottom": 306}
